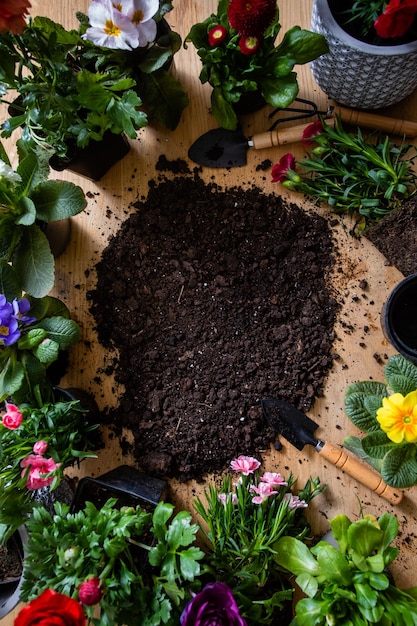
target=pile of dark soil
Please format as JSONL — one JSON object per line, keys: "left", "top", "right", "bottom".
{"left": 89, "top": 169, "right": 340, "bottom": 482}
{"left": 366, "top": 197, "right": 417, "bottom": 276}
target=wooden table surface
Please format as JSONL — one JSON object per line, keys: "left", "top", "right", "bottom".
{"left": 2, "top": 0, "right": 417, "bottom": 621}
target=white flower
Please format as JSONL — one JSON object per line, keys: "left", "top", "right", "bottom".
{"left": 126, "top": 0, "right": 159, "bottom": 47}
{"left": 0, "top": 160, "right": 21, "bottom": 185}
{"left": 83, "top": 0, "right": 140, "bottom": 50}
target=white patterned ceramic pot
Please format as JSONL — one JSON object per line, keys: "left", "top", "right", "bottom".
{"left": 310, "top": 0, "right": 417, "bottom": 109}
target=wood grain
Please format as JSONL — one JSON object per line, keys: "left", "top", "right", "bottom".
{"left": 2, "top": 1, "right": 417, "bottom": 621}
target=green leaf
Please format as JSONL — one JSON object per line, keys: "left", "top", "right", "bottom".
{"left": 384, "top": 355, "right": 417, "bottom": 393}
{"left": 345, "top": 381, "right": 387, "bottom": 398}
{"left": 30, "top": 180, "right": 87, "bottom": 221}
{"left": 382, "top": 445, "right": 417, "bottom": 488}
{"left": 179, "top": 548, "right": 202, "bottom": 580}
{"left": 347, "top": 519, "right": 384, "bottom": 558}
{"left": 210, "top": 86, "right": 238, "bottom": 130}
{"left": 343, "top": 436, "right": 384, "bottom": 473}
{"left": 0, "top": 356, "right": 24, "bottom": 402}
{"left": 261, "top": 74, "right": 298, "bottom": 108}
{"left": 32, "top": 337, "right": 60, "bottom": 364}
{"left": 362, "top": 430, "right": 396, "bottom": 459}
{"left": 138, "top": 69, "right": 188, "bottom": 130}
{"left": 275, "top": 27, "right": 329, "bottom": 65}
{"left": 345, "top": 391, "right": 385, "bottom": 432}
{"left": 314, "top": 543, "right": 352, "bottom": 585}
{"left": 274, "top": 537, "right": 321, "bottom": 576}
{"left": 106, "top": 91, "right": 147, "bottom": 138}
{"left": 330, "top": 515, "right": 351, "bottom": 553}
{"left": 35, "top": 317, "right": 81, "bottom": 350}
{"left": 15, "top": 196, "right": 36, "bottom": 226}
{"left": 0, "top": 261, "right": 21, "bottom": 301}
{"left": 295, "top": 572, "right": 318, "bottom": 598}
{"left": 17, "top": 327, "right": 47, "bottom": 350}
{"left": 11, "top": 225, "right": 54, "bottom": 297}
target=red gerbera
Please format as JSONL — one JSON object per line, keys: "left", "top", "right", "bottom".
{"left": 0, "top": 0, "right": 31, "bottom": 34}
{"left": 228, "top": 0, "right": 277, "bottom": 37}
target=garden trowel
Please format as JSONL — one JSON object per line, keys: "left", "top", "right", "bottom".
{"left": 261, "top": 398, "right": 403, "bottom": 505}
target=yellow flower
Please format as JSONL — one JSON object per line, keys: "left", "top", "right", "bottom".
{"left": 376, "top": 390, "right": 417, "bottom": 443}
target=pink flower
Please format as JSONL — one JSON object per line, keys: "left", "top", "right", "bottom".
{"left": 228, "top": 0, "right": 277, "bottom": 37}
{"left": 208, "top": 25, "right": 227, "bottom": 46}
{"left": 302, "top": 119, "right": 325, "bottom": 147}
{"left": 238, "top": 34, "right": 262, "bottom": 55}
{"left": 218, "top": 492, "right": 238, "bottom": 508}
{"left": 1, "top": 403, "right": 23, "bottom": 429}
{"left": 374, "top": 0, "right": 417, "bottom": 39}
{"left": 271, "top": 153, "right": 296, "bottom": 183}
{"left": 250, "top": 482, "right": 278, "bottom": 504}
{"left": 78, "top": 577, "right": 103, "bottom": 606}
{"left": 230, "top": 455, "right": 261, "bottom": 475}
{"left": 20, "top": 455, "right": 60, "bottom": 490}
{"left": 260, "top": 472, "right": 288, "bottom": 487}
{"left": 33, "top": 440, "right": 48, "bottom": 455}
{"left": 283, "top": 493, "right": 308, "bottom": 509}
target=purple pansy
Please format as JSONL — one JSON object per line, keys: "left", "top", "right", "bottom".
{"left": 12, "top": 298, "right": 36, "bottom": 324}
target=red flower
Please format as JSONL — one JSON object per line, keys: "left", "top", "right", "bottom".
{"left": 228, "top": 0, "right": 277, "bottom": 36}
{"left": 374, "top": 0, "right": 417, "bottom": 38}
{"left": 271, "top": 153, "right": 296, "bottom": 183}
{"left": 14, "top": 589, "right": 86, "bottom": 626}
{"left": 208, "top": 24, "right": 227, "bottom": 46}
{"left": 78, "top": 577, "right": 103, "bottom": 606}
{"left": 238, "top": 34, "right": 262, "bottom": 54}
{"left": 0, "top": 0, "right": 31, "bottom": 34}
{"left": 302, "top": 119, "right": 325, "bottom": 147}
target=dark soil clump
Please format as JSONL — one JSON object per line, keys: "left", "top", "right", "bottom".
{"left": 89, "top": 172, "right": 340, "bottom": 482}
{"left": 366, "top": 197, "right": 417, "bottom": 276}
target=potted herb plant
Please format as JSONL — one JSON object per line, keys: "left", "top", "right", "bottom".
{"left": 190, "top": 455, "right": 325, "bottom": 625}
{"left": 0, "top": 7, "right": 148, "bottom": 179}
{"left": 271, "top": 117, "right": 417, "bottom": 232}
{"left": 0, "top": 139, "right": 87, "bottom": 297}
{"left": 274, "top": 511, "right": 417, "bottom": 625}
{"left": 0, "top": 396, "right": 99, "bottom": 543}
{"left": 20, "top": 498, "right": 205, "bottom": 626}
{"left": 184, "top": 0, "right": 328, "bottom": 130}
{"left": 310, "top": 0, "right": 417, "bottom": 109}
{"left": 343, "top": 353, "right": 417, "bottom": 489}
{"left": 77, "top": 0, "right": 189, "bottom": 131}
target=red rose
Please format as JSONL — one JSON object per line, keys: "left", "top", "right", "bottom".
{"left": 14, "top": 589, "right": 86, "bottom": 626}
{"left": 78, "top": 577, "right": 103, "bottom": 606}
{"left": 374, "top": 0, "right": 417, "bottom": 38}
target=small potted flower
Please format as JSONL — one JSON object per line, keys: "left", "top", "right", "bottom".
{"left": 20, "top": 498, "right": 205, "bottom": 626}
{"left": 0, "top": 6, "right": 148, "bottom": 179}
{"left": 0, "top": 139, "right": 87, "bottom": 297}
{"left": 77, "top": 0, "right": 189, "bottom": 131}
{"left": 184, "top": 0, "right": 328, "bottom": 130}
{"left": 0, "top": 396, "right": 99, "bottom": 542}
{"left": 310, "top": 0, "right": 417, "bottom": 109}
{"left": 0, "top": 285, "right": 81, "bottom": 406}
{"left": 343, "top": 353, "right": 417, "bottom": 490}
{"left": 187, "top": 455, "right": 325, "bottom": 625}
{"left": 274, "top": 511, "right": 417, "bottom": 625}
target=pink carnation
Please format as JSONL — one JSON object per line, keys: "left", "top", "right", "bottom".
{"left": 260, "top": 472, "right": 288, "bottom": 487}
{"left": 218, "top": 492, "right": 238, "bottom": 508}
{"left": 230, "top": 455, "right": 261, "bottom": 475}
{"left": 20, "top": 454, "right": 60, "bottom": 490}
{"left": 283, "top": 493, "right": 308, "bottom": 509}
{"left": 33, "top": 440, "right": 48, "bottom": 455}
{"left": 250, "top": 482, "right": 278, "bottom": 504}
{"left": 2, "top": 403, "right": 23, "bottom": 429}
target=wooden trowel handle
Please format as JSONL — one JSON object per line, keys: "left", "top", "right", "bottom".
{"left": 336, "top": 106, "right": 417, "bottom": 137}
{"left": 318, "top": 441, "right": 403, "bottom": 505}
{"left": 250, "top": 119, "right": 334, "bottom": 150}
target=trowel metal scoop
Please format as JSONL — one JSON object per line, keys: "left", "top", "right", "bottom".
{"left": 188, "top": 102, "right": 417, "bottom": 168}
{"left": 261, "top": 398, "right": 403, "bottom": 505}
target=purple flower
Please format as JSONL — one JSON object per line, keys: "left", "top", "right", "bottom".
{"left": 180, "top": 582, "right": 247, "bottom": 626}
{"left": 12, "top": 298, "right": 36, "bottom": 324}
{"left": 0, "top": 297, "right": 20, "bottom": 346}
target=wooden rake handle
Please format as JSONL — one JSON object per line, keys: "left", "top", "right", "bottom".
{"left": 318, "top": 441, "right": 403, "bottom": 505}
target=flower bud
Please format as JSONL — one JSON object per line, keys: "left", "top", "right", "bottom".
{"left": 33, "top": 440, "right": 48, "bottom": 455}
{"left": 63, "top": 546, "right": 80, "bottom": 565}
{"left": 78, "top": 577, "right": 103, "bottom": 606}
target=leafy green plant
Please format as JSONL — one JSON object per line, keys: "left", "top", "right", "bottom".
{"left": 77, "top": 0, "right": 188, "bottom": 130}
{"left": 0, "top": 285, "right": 81, "bottom": 406}
{"left": 193, "top": 455, "right": 325, "bottom": 625}
{"left": 343, "top": 354, "right": 417, "bottom": 489}
{"left": 0, "top": 15, "right": 148, "bottom": 159}
{"left": 0, "top": 139, "right": 87, "bottom": 297}
{"left": 184, "top": 0, "right": 328, "bottom": 130}
{"left": 272, "top": 118, "right": 417, "bottom": 230}
{"left": 21, "top": 499, "right": 204, "bottom": 626}
{"left": 274, "top": 512, "right": 417, "bottom": 625}
{"left": 0, "top": 396, "right": 98, "bottom": 542}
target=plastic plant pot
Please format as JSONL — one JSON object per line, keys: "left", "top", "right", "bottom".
{"left": 381, "top": 274, "right": 417, "bottom": 365}
{"left": 0, "top": 526, "right": 28, "bottom": 619}
{"left": 71, "top": 465, "right": 167, "bottom": 512}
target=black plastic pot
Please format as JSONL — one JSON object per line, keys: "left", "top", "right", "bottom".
{"left": 381, "top": 274, "right": 417, "bottom": 364}
{"left": 0, "top": 526, "right": 28, "bottom": 619}
{"left": 49, "top": 131, "right": 130, "bottom": 181}
{"left": 71, "top": 465, "right": 167, "bottom": 512}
